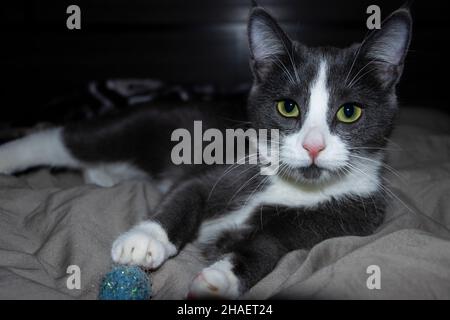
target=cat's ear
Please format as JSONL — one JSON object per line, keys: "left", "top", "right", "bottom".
{"left": 361, "top": 7, "right": 412, "bottom": 85}
{"left": 248, "top": 6, "right": 293, "bottom": 81}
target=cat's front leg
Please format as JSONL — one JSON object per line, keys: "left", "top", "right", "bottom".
{"left": 187, "top": 233, "right": 288, "bottom": 299}
{"left": 111, "top": 178, "right": 209, "bottom": 269}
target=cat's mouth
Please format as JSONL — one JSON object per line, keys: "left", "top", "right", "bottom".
{"left": 297, "top": 164, "right": 323, "bottom": 180}
{"left": 278, "top": 163, "right": 332, "bottom": 183}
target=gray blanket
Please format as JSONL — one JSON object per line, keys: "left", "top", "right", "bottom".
{"left": 1, "top": 107, "right": 449, "bottom": 299}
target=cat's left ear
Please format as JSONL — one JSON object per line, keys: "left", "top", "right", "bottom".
{"left": 248, "top": 6, "right": 294, "bottom": 81}
{"left": 361, "top": 7, "right": 412, "bottom": 86}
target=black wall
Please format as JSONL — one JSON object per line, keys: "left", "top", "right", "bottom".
{"left": 2, "top": 0, "right": 449, "bottom": 126}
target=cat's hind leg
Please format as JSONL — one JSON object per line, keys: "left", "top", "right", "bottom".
{"left": 187, "top": 256, "right": 240, "bottom": 299}
{"left": 0, "top": 128, "right": 81, "bottom": 174}
{"left": 187, "top": 233, "right": 288, "bottom": 299}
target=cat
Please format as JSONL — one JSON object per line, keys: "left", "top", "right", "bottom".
{"left": 0, "top": 4, "right": 411, "bottom": 299}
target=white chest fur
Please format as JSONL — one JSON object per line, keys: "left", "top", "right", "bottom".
{"left": 197, "top": 158, "right": 381, "bottom": 243}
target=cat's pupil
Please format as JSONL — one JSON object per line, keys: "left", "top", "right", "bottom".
{"left": 344, "top": 105, "right": 354, "bottom": 118}
{"left": 285, "top": 100, "right": 295, "bottom": 112}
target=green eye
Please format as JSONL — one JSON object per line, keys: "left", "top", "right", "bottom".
{"left": 336, "top": 103, "right": 362, "bottom": 123}
{"left": 276, "top": 99, "right": 300, "bottom": 118}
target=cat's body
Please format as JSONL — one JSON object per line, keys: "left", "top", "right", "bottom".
{"left": 0, "top": 5, "right": 411, "bottom": 298}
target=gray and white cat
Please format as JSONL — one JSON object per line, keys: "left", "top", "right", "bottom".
{"left": 0, "top": 4, "right": 411, "bottom": 299}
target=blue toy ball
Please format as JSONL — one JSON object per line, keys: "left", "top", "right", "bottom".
{"left": 98, "top": 265, "right": 152, "bottom": 300}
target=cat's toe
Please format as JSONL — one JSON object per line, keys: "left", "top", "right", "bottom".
{"left": 143, "top": 238, "right": 167, "bottom": 268}
{"left": 187, "top": 262, "right": 240, "bottom": 299}
{"left": 111, "top": 239, "right": 124, "bottom": 262}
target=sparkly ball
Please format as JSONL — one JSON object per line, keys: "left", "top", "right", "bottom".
{"left": 98, "top": 265, "right": 152, "bottom": 300}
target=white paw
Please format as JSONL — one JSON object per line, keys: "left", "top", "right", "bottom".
{"left": 187, "top": 258, "right": 240, "bottom": 299}
{"left": 111, "top": 221, "right": 177, "bottom": 269}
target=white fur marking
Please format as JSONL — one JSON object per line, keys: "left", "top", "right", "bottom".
{"left": 305, "top": 61, "right": 330, "bottom": 129}
{"left": 197, "top": 203, "right": 255, "bottom": 243}
{"left": 83, "top": 163, "right": 147, "bottom": 187}
{"left": 0, "top": 128, "right": 79, "bottom": 174}
{"left": 111, "top": 220, "right": 177, "bottom": 269}
{"left": 188, "top": 257, "right": 240, "bottom": 299}
{"left": 281, "top": 61, "right": 350, "bottom": 172}
{"left": 198, "top": 156, "right": 381, "bottom": 244}
{"left": 261, "top": 156, "right": 381, "bottom": 208}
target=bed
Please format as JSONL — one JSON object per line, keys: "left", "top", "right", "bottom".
{"left": 0, "top": 81, "right": 449, "bottom": 299}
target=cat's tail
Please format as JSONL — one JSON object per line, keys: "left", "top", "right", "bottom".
{"left": 0, "top": 128, "right": 81, "bottom": 174}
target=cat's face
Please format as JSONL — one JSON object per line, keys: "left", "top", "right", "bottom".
{"left": 247, "top": 6, "right": 412, "bottom": 184}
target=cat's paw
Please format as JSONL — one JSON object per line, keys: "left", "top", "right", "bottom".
{"left": 187, "top": 259, "right": 240, "bottom": 300}
{"left": 111, "top": 221, "right": 177, "bottom": 269}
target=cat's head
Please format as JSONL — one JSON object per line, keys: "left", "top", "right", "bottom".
{"left": 247, "top": 5, "right": 412, "bottom": 184}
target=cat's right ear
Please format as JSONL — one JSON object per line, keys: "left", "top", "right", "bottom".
{"left": 359, "top": 7, "right": 412, "bottom": 87}
{"left": 248, "top": 6, "right": 293, "bottom": 81}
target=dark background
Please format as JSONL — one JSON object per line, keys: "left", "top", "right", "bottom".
{"left": 1, "top": 0, "right": 449, "bottom": 127}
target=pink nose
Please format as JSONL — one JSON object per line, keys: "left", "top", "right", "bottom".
{"left": 303, "top": 142, "right": 325, "bottom": 160}
{"left": 302, "top": 127, "right": 326, "bottom": 161}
